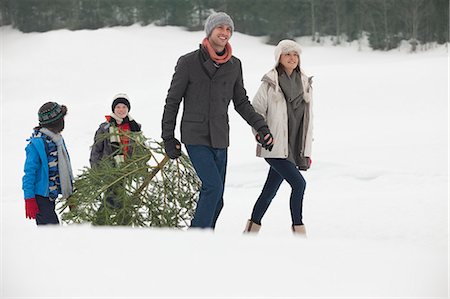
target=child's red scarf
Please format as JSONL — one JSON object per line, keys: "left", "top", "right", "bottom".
{"left": 105, "top": 115, "right": 131, "bottom": 157}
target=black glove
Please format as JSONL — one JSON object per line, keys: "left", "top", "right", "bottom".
{"left": 256, "top": 126, "right": 274, "bottom": 151}
{"left": 164, "top": 138, "right": 182, "bottom": 159}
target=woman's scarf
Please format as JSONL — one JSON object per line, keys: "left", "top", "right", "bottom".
{"left": 39, "top": 128, "right": 73, "bottom": 199}
{"left": 278, "top": 69, "right": 304, "bottom": 110}
{"left": 202, "top": 38, "right": 232, "bottom": 65}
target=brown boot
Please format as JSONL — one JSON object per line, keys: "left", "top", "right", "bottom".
{"left": 243, "top": 219, "right": 261, "bottom": 233}
{"left": 292, "top": 224, "right": 307, "bottom": 238}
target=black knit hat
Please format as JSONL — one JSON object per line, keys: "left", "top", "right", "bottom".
{"left": 38, "top": 102, "right": 67, "bottom": 125}
{"left": 111, "top": 93, "right": 131, "bottom": 112}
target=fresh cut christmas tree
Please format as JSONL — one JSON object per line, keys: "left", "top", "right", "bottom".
{"left": 59, "top": 131, "right": 200, "bottom": 228}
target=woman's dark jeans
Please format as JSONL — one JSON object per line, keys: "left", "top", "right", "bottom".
{"left": 251, "top": 158, "right": 306, "bottom": 226}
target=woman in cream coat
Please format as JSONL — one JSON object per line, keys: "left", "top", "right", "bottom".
{"left": 244, "top": 39, "right": 313, "bottom": 236}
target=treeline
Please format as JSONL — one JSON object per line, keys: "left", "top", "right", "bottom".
{"left": 0, "top": 0, "right": 448, "bottom": 50}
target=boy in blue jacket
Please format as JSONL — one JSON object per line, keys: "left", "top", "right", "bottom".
{"left": 22, "top": 102, "right": 73, "bottom": 225}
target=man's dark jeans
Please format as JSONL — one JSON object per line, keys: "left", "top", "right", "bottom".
{"left": 186, "top": 145, "right": 227, "bottom": 229}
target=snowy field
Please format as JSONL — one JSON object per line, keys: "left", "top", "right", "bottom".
{"left": 1, "top": 24, "right": 448, "bottom": 298}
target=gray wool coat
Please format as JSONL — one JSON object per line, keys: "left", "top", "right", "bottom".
{"left": 161, "top": 45, "right": 268, "bottom": 149}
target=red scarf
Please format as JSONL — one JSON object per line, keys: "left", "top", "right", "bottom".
{"left": 105, "top": 115, "right": 131, "bottom": 157}
{"left": 202, "top": 38, "right": 232, "bottom": 64}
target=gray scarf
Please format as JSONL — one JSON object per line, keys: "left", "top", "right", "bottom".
{"left": 40, "top": 128, "right": 73, "bottom": 199}
{"left": 278, "top": 69, "right": 304, "bottom": 110}
{"left": 278, "top": 69, "right": 308, "bottom": 166}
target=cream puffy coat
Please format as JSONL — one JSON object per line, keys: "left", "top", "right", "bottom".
{"left": 252, "top": 68, "right": 313, "bottom": 159}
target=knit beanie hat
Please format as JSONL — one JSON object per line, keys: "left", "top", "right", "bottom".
{"left": 204, "top": 12, "right": 234, "bottom": 37}
{"left": 111, "top": 93, "right": 131, "bottom": 112}
{"left": 274, "top": 39, "right": 302, "bottom": 66}
{"left": 38, "top": 102, "right": 67, "bottom": 125}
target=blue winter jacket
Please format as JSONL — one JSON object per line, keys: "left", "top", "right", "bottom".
{"left": 22, "top": 136, "right": 50, "bottom": 199}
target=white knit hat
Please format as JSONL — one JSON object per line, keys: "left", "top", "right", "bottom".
{"left": 204, "top": 12, "right": 234, "bottom": 37}
{"left": 274, "top": 39, "right": 302, "bottom": 66}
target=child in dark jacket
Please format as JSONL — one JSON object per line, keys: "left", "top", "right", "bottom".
{"left": 89, "top": 93, "right": 141, "bottom": 167}
{"left": 89, "top": 94, "right": 141, "bottom": 224}
{"left": 22, "top": 102, "right": 73, "bottom": 225}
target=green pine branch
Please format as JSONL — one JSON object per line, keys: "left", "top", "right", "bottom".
{"left": 59, "top": 132, "right": 200, "bottom": 228}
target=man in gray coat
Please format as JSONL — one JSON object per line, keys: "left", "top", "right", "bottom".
{"left": 161, "top": 12, "right": 274, "bottom": 229}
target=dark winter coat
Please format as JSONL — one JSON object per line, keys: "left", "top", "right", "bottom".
{"left": 161, "top": 45, "right": 267, "bottom": 149}
{"left": 89, "top": 118, "right": 141, "bottom": 167}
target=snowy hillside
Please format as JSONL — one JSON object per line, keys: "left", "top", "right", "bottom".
{"left": 1, "top": 24, "right": 448, "bottom": 298}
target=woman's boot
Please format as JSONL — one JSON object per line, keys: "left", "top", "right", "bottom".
{"left": 243, "top": 219, "right": 261, "bottom": 233}
{"left": 292, "top": 224, "right": 307, "bottom": 238}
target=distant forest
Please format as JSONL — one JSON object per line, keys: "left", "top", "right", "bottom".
{"left": 0, "top": 0, "right": 448, "bottom": 50}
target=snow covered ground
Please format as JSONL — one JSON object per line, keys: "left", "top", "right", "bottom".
{"left": 1, "top": 24, "right": 448, "bottom": 298}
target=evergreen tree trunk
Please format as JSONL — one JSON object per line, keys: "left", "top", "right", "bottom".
{"left": 382, "top": 0, "right": 389, "bottom": 50}
{"left": 310, "top": 0, "right": 316, "bottom": 41}
{"left": 334, "top": 0, "right": 341, "bottom": 45}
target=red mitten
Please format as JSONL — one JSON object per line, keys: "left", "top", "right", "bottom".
{"left": 25, "top": 198, "right": 39, "bottom": 219}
